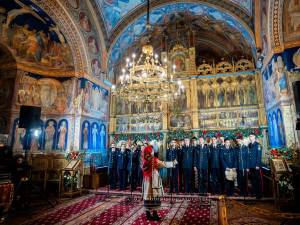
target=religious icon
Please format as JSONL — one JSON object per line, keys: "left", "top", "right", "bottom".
{"left": 271, "top": 158, "right": 287, "bottom": 173}
{"left": 218, "top": 88, "right": 225, "bottom": 107}
{"left": 248, "top": 85, "right": 257, "bottom": 105}
{"left": 79, "top": 12, "right": 91, "bottom": 32}
{"left": 88, "top": 36, "right": 99, "bottom": 54}
{"left": 30, "top": 130, "right": 40, "bottom": 152}
{"left": 92, "top": 124, "right": 98, "bottom": 149}
{"left": 238, "top": 88, "right": 244, "bottom": 105}
{"left": 173, "top": 56, "right": 185, "bottom": 72}
{"left": 45, "top": 121, "right": 55, "bottom": 150}
{"left": 39, "top": 80, "right": 57, "bottom": 109}
{"left": 58, "top": 121, "right": 67, "bottom": 150}
{"left": 100, "top": 125, "right": 106, "bottom": 150}
{"left": 13, "top": 122, "right": 26, "bottom": 150}
{"left": 83, "top": 122, "right": 89, "bottom": 150}
{"left": 198, "top": 89, "right": 206, "bottom": 108}
{"left": 209, "top": 89, "right": 215, "bottom": 108}
{"left": 91, "top": 59, "right": 101, "bottom": 77}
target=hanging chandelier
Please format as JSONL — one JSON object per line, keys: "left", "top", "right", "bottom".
{"left": 111, "top": 0, "right": 185, "bottom": 104}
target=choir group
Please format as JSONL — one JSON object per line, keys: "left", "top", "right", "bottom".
{"left": 107, "top": 132, "right": 262, "bottom": 198}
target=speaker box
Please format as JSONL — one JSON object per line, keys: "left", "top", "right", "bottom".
{"left": 19, "top": 106, "right": 41, "bottom": 129}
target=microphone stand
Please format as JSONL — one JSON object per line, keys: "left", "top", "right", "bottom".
{"left": 170, "top": 165, "right": 174, "bottom": 204}
{"left": 106, "top": 164, "right": 110, "bottom": 198}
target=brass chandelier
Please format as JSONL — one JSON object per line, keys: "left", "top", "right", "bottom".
{"left": 111, "top": 0, "right": 185, "bottom": 104}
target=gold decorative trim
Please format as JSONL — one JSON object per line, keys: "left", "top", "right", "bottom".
{"left": 270, "top": 0, "right": 284, "bottom": 53}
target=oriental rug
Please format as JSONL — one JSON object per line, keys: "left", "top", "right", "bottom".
{"left": 20, "top": 194, "right": 218, "bottom": 225}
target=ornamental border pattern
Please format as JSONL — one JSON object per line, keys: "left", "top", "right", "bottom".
{"left": 269, "top": 0, "right": 284, "bottom": 53}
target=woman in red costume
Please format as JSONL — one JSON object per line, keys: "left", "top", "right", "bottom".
{"left": 142, "top": 145, "right": 177, "bottom": 221}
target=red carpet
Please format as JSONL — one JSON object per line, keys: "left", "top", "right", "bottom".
{"left": 21, "top": 194, "right": 218, "bottom": 225}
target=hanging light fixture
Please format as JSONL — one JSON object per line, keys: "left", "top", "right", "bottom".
{"left": 111, "top": 0, "right": 185, "bottom": 104}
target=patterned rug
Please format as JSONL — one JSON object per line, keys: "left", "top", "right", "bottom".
{"left": 20, "top": 194, "right": 218, "bottom": 225}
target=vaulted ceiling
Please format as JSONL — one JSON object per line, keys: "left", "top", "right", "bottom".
{"left": 91, "top": 1, "right": 255, "bottom": 81}
{"left": 94, "top": 0, "right": 253, "bottom": 37}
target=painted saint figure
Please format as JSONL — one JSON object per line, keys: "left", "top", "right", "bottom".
{"left": 58, "top": 121, "right": 67, "bottom": 150}
{"left": 45, "top": 121, "right": 55, "bottom": 150}
{"left": 209, "top": 89, "right": 215, "bottom": 108}
{"left": 13, "top": 122, "right": 26, "bottom": 150}
{"left": 249, "top": 85, "right": 257, "bottom": 105}
{"left": 30, "top": 130, "right": 40, "bottom": 152}
{"left": 198, "top": 89, "right": 206, "bottom": 108}
{"left": 83, "top": 122, "right": 89, "bottom": 150}
{"left": 218, "top": 88, "right": 225, "bottom": 107}
{"left": 238, "top": 88, "right": 244, "bottom": 105}
{"left": 100, "top": 125, "right": 106, "bottom": 151}
{"left": 92, "top": 124, "right": 98, "bottom": 149}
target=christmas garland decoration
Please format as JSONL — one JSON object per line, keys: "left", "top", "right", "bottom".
{"left": 198, "top": 127, "right": 264, "bottom": 139}
{"left": 113, "top": 128, "right": 264, "bottom": 143}
{"left": 113, "top": 132, "right": 164, "bottom": 143}
{"left": 167, "top": 129, "right": 194, "bottom": 141}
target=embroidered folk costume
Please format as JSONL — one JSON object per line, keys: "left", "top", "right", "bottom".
{"left": 142, "top": 145, "right": 177, "bottom": 221}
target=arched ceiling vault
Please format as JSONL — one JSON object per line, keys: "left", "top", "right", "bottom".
{"left": 97, "top": 1, "right": 256, "bottom": 80}
{"left": 92, "top": 0, "right": 254, "bottom": 50}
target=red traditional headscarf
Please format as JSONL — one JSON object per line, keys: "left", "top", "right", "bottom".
{"left": 142, "top": 145, "right": 158, "bottom": 179}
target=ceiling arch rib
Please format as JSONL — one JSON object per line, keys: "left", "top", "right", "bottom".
{"left": 106, "top": 1, "right": 256, "bottom": 80}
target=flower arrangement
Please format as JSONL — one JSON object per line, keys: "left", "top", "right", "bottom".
{"left": 66, "top": 150, "right": 86, "bottom": 161}
{"left": 278, "top": 174, "right": 294, "bottom": 199}
{"left": 269, "top": 147, "right": 293, "bottom": 160}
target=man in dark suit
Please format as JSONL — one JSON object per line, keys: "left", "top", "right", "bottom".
{"left": 194, "top": 136, "right": 209, "bottom": 193}
{"left": 117, "top": 143, "right": 130, "bottom": 190}
{"left": 177, "top": 139, "right": 184, "bottom": 192}
{"left": 209, "top": 136, "right": 221, "bottom": 194}
{"left": 166, "top": 139, "right": 179, "bottom": 193}
{"left": 107, "top": 143, "right": 118, "bottom": 189}
{"left": 130, "top": 142, "right": 142, "bottom": 191}
{"left": 182, "top": 138, "right": 194, "bottom": 193}
{"left": 248, "top": 133, "right": 262, "bottom": 199}
{"left": 221, "top": 138, "right": 237, "bottom": 196}
{"left": 236, "top": 135, "right": 249, "bottom": 196}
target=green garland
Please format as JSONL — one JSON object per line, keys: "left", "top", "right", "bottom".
{"left": 168, "top": 129, "right": 194, "bottom": 141}
{"left": 113, "top": 132, "right": 164, "bottom": 142}
{"left": 113, "top": 128, "right": 264, "bottom": 143}
{"left": 198, "top": 128, "right": 264, "bottom": 139}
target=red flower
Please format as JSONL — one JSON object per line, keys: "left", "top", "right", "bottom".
{"left": 255, "top": 129, "right": 260, "bottom": 135}
{"left": 271, "top": 149, "right": 278, "bottom": 156}
{"left": 203, "top": 130, "right": 207, "bottom": 135}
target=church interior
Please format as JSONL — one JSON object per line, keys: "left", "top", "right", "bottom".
{"left": 1, "top": 0, "right": 300, "bottom": 224}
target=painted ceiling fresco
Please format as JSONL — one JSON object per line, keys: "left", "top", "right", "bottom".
{"left": 229, "top": 0, "right": 252, "bottom": 14}
{"left": 0, "top": 0, "right": 74, "bottom": 73}
{"left": 96, "top": 0, "right": 252, "bottom": 34}
{"left": 107, "top": 2, "right": 255, "bottom": 79}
